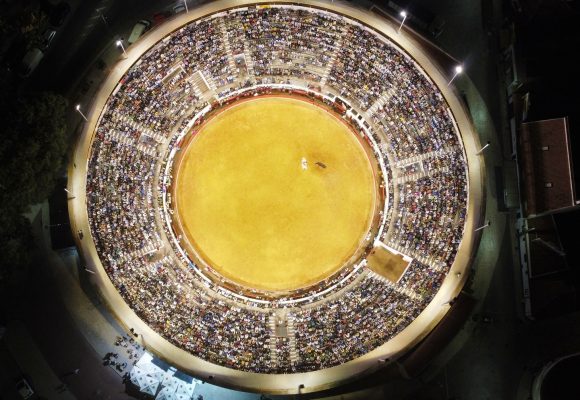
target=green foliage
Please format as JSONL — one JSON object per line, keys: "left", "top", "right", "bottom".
{"left": 0, "top": 89, "right": 70, "bottom": 277}
{"left": 0, "top": 3, "right": 70, "bottom": 283}
{"left": 0, "top": 2, "right": 48, "bottom": 51}
{"left": 0, "top": 214, "right": 32, "bottom": 286}
{"left": 0, "top": 91, "right": 69, "bottom": 210}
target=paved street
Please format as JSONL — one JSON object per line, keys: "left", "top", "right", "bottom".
{"left": 29, "top": 0, "right": 206, "bottom": 97}
{"left": 1, "top": 207, "right": 133, "bottom": 400}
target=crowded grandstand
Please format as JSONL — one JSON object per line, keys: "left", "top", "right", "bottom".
{"left": 83, "top": 4, "right": 471, "bottom": 375}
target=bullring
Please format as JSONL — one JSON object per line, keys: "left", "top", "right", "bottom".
{"left": 69, "top": 0, "right": 484, "bottom": 393}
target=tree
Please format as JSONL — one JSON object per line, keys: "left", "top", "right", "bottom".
{"left": 0, "top": 91, "right": 69, "bottom": 211}
{"left": 0, "top": 90, "right": 70, "bottom": 281}
{"left": 0, "top": 214, "right": 33, "bottom": 286}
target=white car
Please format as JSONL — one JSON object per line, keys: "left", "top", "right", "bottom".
{"left": 127, "top": 19, "right": 151, "bottom": 45}
{"left": 173, "top": 4, "right": 186, "bottom": 14}
{"left": 18, "top": 47, "right": 44, "bottom": 78}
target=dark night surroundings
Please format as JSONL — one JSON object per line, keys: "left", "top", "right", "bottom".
{"left": 1, "top": 0, "right": 580, "bottom": 399}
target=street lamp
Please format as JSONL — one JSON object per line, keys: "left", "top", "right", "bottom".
{"left": 442, "top": 297, "right": 457, "bottom": 306}
{"left": 64, "top": 188, "right": 75, "bottom": 199}
{"left": 116, "top": 39, "right": 127, "bottom": 57}
{"left": 397, "top": 11, "right": 407, "bottom": 34}
{"left": 75, "top": 104, "right": 88, "bottom": 121}
{"left": 475, "top": 141, "right": 491, "bottom": 155}
{"left": 447, "top": 64, "right": 463, "bottom": 86}
{"left": 474, "top": 220, "right": 491, "bottom": 232}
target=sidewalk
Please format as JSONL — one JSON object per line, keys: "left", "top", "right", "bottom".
{"left": 3, "top": 320, "right": 76, "bottom": 400}
{"left": 39, "top": 202, "right": 128, "bottom": 359}
{"left": 14, "top": 202, "right": 135, "bottom": 400}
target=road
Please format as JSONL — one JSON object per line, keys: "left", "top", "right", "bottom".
{"left": 28, "top": 0, "right": 204, "bottom": 96}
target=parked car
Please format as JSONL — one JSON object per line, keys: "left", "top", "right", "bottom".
{"left": 15, "top": 378, "right": 34, "bottom": 399}
{"left": 173, "top": 4, "right": 186, "bottom": 14}
{"left": 18, "top": 47, "right": 44, "bottom": 78}
{"left": 127, "top": 19, "right": 151, "bottom": 45}
{"left": 40, "top": 28, "right": 56, "bottom": 50}
{"left": 49, "top": 1, "right": 71, "bottom": 27}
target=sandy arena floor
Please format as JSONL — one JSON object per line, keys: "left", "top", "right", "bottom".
{"left": 174, "top": 97, "right": 376, "bottom": 291}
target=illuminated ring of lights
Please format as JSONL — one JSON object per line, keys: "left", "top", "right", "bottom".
{"left": 71, "top": 0, "right": 485, "bottom": 394}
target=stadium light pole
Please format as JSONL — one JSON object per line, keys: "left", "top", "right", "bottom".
{"left": 475, "top": 141, "right": 491, "bottom": 155}
{"left": 75, "top": 104, "right": 88, "bottom": 121}
{"left": 447, "top": 64, "right": 463, "bottom": 86}
{"left": 116, "top": 39, "right": 127, "bottom": 57}
{"left": 397, "top": 11, "right": 407, "bottom": 34}
{"left": 442, "top": 297, "right": 457, "bottom": 306}
{"left": 474, "top": 220, "right": 491, "bottom": 232}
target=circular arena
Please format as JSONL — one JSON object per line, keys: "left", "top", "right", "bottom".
{"left": 69, "top": 0, "right": 485, "bottom": 394}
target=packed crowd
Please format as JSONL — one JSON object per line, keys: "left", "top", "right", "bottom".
{"left": 107, "top": 255, "right": 274, "bottom": 372}
{"left": 107, "top": 18, "right": 235, "bottom": 136}
{"left": 84, "top": 5, "right": 470, "bottom": 374}
{"left": 389, "top": 155, "right": 467, "bottom": 267}
{"left": 292, "top": 273, "right": 424, "bottom": 370}
{"left": 397, "top": 260, "right": 447, "bottom": 302}
{"left": 328, "top": 27, "right": 403, "bottom": 110}
{"left": 224, "top": 8, "right": 345, "bottom": 79}
{"left": 87, "top": 128, "right": 160, "bottom": 266}
{"left": 371, "top": 79, "right": 459, "bottom": 161}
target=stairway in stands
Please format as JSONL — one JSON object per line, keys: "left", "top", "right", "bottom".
{"left": 112, "top": 112, "right": 166, "bottom": 144}
{"left": 320, "top": 24, "right": 349, "bottom": 87}
{"left": 242, "top": 40, "right": 256, "bottom": 80}
{"left": 218, "top": 19, "right": 238, "bottom": 74}
{"left": 189, "top": 71, "right": 216, "bottom": 100}
{"left": 366, "top": 269, "right": 423, "bottom": 301}
{"left": 286, "top": 314, "right": 299, "bottom": 367}
{"left": 267, "top": 312, "right": 299, "bottom": 371}
{"left": 367, "top": 87, "right": 397, "bottom": 116}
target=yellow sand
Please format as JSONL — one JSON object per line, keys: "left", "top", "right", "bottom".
{"left": 175, "top": 97, "right": 375, "bottom": 291}
{"left": 367, "top": 246, "right": 410, "bottom": 283}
